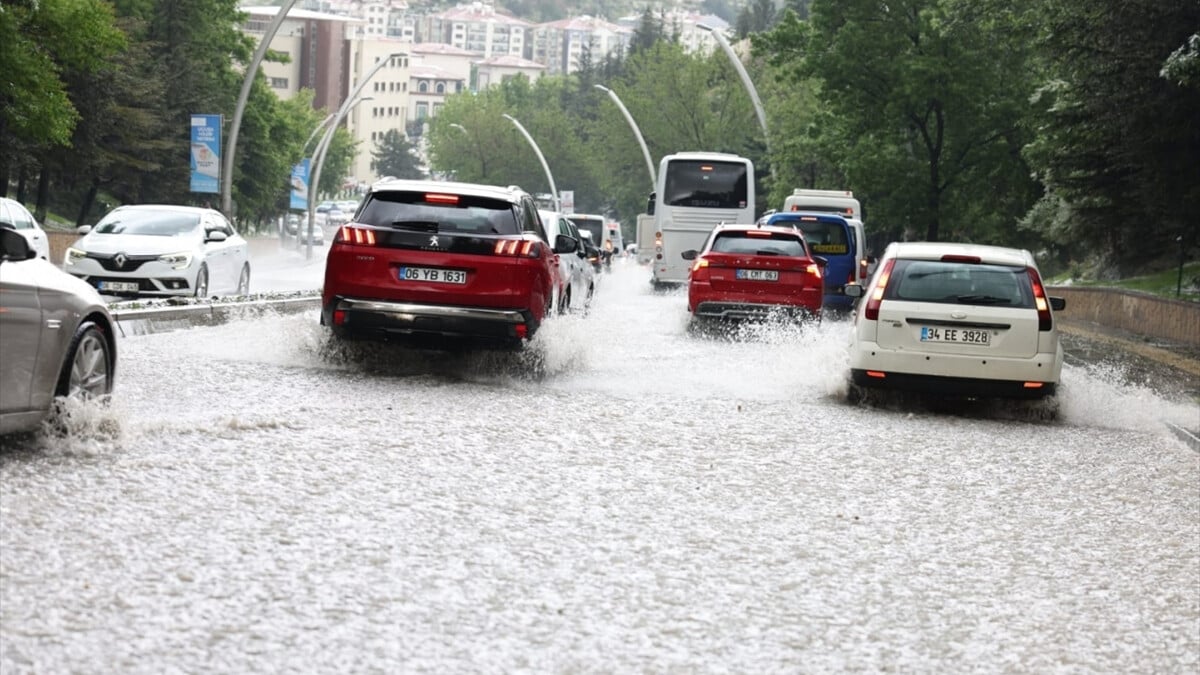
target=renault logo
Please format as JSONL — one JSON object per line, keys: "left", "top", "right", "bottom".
{"left": 428, "top": 236, "right": 440, "bottom": 249}
{"left": 114, "top": 253, "right": 127, "bottom": 268}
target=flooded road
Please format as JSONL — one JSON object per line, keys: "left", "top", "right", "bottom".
{"left": 2, "top": 259, "right": 1197, "bottom": 672}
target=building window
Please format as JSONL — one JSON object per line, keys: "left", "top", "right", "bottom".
{"left": 435, "top": 82, "right": 445, "bottom": 94}
{"left": 416, "top": 102, "right": 428, "bottom": 119}
{"left": 270, "top": 77, "right": 288, "bottom": 89}
{"left": 418, "top": 81, "right": 428, "bottom": 93}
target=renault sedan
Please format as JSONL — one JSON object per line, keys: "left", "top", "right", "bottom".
{"left": 64, "top": 204, "right": 251, "bottom": 298}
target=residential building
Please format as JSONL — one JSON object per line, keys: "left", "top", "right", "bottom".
{"left": 531, "top": 15, "right": 631, "bottom": 75}
{"left": 424, "top": 2, "right": 531, "bottom": 58}
{"left": 474, "top": 54, "right": 546, "bottom": 89}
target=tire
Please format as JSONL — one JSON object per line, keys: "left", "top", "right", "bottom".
{"left": 559, "top": 288, "right": 571, "bottom": 315}
{"left": 55, "top": 322, "right": 114, "bottom": 400}
{"left": 194, "top": 264, "right": 209, "bottom": 298}
{"left": 236, "top": 263, "right": 251, "bottom": 295}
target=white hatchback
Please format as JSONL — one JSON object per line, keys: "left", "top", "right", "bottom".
{"left": 64, "top": 204, "right": 251, "bottom": 298}
{"left": 845, "top": 242, "right": 1066, "bottom": 400}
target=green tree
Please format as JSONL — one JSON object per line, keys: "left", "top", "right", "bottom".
{"left": 767, "top": 0, "right": 1041, "bottom": 244}
{"left": 0, "top": 0, "right": 125, "bottom": 197}
{"left": 1023, "top": 0, "right": 1200, "bottom": 271}
{"left": 372, "top": 130, "right": 426, "bottom": 180}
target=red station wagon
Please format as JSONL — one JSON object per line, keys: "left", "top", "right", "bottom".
{"left": 682, "top": 222, "right": 825, "bottom": 323}
{"left": 321, "top": 180, "right": 577, "bottom": 349}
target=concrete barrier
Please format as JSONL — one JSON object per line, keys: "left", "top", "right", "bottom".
{"left": 1048, "top": 286, "right": 1200, "bottom": 348}
{"left": 112, "top": 296, "right": 320, "bottom": 336}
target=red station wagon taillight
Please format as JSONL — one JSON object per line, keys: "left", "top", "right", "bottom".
{"left": 1027, "top": 267, "right": 1053, "bottom": 331}
{"left": 864, "top": 258, "right": 895, "bottom": 321}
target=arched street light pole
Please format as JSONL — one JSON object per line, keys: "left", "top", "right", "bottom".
{"left": 302, "top": 113, "right": 338, "bottom": 156}
{"left": 698, "top": 23, "right": 769, "bottom": 154}
{"left": 502, "top": 114, "right": 559, "bottom": 212}
{"left": 222, "top": 0, "right": 300, "bottom": 217}
{"left": 594, "top": 84, "right": 656, "bottom": 190}
{"left": 306, "top": 53, "right": 404, "bottom": 259}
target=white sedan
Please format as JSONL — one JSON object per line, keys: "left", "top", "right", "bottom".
{"left": 64, "top": 204, "right": 251, "bottom": 298}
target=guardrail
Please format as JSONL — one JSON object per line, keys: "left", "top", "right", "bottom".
{"left": 111, "top": 296, "right": 320, "bottom": 336}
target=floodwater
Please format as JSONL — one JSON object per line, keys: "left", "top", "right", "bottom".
{"left": 2, "top": 259, "right": 1197, "bottom": 673}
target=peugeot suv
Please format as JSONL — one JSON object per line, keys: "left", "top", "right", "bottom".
{"left": 321, "top": 180, "right": 577, "bottom": 349}
{"left": 845, "top": 242, "right": 1066, "bottom": 400}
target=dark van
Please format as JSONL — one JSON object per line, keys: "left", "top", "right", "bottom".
{"left": 763, "top": 212, "right": 858, "bottom": 312}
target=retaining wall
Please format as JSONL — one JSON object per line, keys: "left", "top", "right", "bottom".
{"left": 1047, "top": 286, "right": 1199, "bottom": 347}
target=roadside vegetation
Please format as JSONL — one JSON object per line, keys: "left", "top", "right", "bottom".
{"left": 2, "top": 0, "right": 1197, "bottom": 275}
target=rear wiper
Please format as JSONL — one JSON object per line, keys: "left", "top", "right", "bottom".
{"left": 956, "top": 295, "right": 1011, "bottom": 305}
{"left": 755, "top": 249, "right": 784, "bottom": 256}
{"left": 390, "top": 220, "right": 440, "bottom": 232}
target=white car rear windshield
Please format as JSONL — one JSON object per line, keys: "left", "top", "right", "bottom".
{"left": 94, "top": 210, "right": 200, "bottom": 236}
{"left": 358, "top": 191, "right": 521, "bottom": 235}
{"left": 889, "top": 259, "right": 1034, "bottom": 308}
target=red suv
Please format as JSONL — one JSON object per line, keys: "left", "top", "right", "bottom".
{"left": 682, "top": 223, "right": 825, "bottom": 323}
{"left": 322, "top": 180, "right": 577, "bottom": 349}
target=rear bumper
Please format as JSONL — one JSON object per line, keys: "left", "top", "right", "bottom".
{"left": 693, "top": 301, "right": 818, "bottom": 322}
{"left": 850, "top": 369, "right": 1057, "bottom": 399}
{"left": 848, "top": 339, "right": 1062, "bottom": 399}
{"left": 323, "top": 297, "right": 535, "bottom": 349}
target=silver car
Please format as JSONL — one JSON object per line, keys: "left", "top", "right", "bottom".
{"left": 0, "top": 227, "right": 117, "bottom": 436}
{"left": 64, "top": 204, "right": 251, "bottom": 298}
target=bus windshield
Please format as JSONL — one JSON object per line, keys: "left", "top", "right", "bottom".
{"left": 663, "top": 160, "right": 748, "bottom": 209}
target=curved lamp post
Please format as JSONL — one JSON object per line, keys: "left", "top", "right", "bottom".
{"left": 302, "top": 113, "right": 338, "bottom": 156}
{"left": 222, "top": 0, "right": 300, "bottom": 217}
{"left": 502, "top": 114, "right": 559, "bottom": 212}
{"left": 698, "top": 23, "right": 769, "bottom": 153}
{"left": 448, "top": 122, "right": 485, "bottom": 179}
{"left": 306, "top": 53, "right": 404, "bottom": 259}
{"left": 594, "top": 84, "right": 656, "bottom": 190}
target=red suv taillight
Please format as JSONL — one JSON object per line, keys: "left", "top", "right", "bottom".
{"left": 493, "top": 239, "right": 540, "bottom": 258}
{"left": 338, "top": 226, "right": 376, "bottom": 246}
{"left": 1027, "top": 267, "right": 1053, "bottom": 331}
{"left": 864, "top": 258, "right": 895, "bottom": 321}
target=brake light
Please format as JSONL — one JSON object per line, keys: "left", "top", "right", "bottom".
{"left": 1027, "top": 267, "right": 1053, "bottom": 331}
{"left": 807, "top": 263, "right": 822, "bottom": 278}
{"left": 745, "top": 229, "right": 772, "bottom": 237}
{"left": 691, "top": 258, "right": 709, "bottom": 273}
{"left": 940, "top": 254, "right": 981, "bottom": 264}
{"left": 859, "top": 258, "right": 869, "bottom": 281}
{"left": 700, "top": 165, "right": 713, "bottom": 172}
{"left": 800, "top": 215, "right": 818, "bottom": 221}
{"left": 425, "top": 193, "right": 459, "bottom": 204}
{"left": 494, "top": 239, "right": 539, "bottom": 258}
{"left": 864, "top": 258, "right": 895, "bottom": 321}
{"left": 339, "top": 226, "right": 376, "bottom": 246}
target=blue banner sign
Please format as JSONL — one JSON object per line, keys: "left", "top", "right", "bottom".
{"left": 290, "top": 159, "right": 310, "bottom": 210}
{"left": 190, "top": 114, "right": 222, "bottom": 194}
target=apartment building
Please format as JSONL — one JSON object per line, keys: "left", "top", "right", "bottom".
{"left": 531, "top": 16, "right": 631, "bottom": 75}
{"left": 424, "top": 2, "right": 531, "bottom": 59}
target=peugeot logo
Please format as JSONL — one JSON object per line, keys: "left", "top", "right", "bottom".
{"left": 114, "top": 253, "right": 127, "bottom": 269}
{"left": 428, "top": 236, "right": 440, "bottom": 249}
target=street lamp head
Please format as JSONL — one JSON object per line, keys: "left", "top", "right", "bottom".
{"left": 594, "top": 84, "right": 611, "bottom": 93}
{"left": 697, "top": 23, "right": 714, "bottom": 32}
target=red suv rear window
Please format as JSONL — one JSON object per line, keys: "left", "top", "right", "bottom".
{"left": 356, "top": 191, "right": 520, "bottom": 235}
{"left": 711, "top": 231, "right": 806, "bottom": 257}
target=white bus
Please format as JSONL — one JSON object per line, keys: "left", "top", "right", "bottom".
{"left": 782, "top": 188, "right": 869, "bottom": 282}
{"left": 648, "top": 152, "right": 755, "bottom": 287}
